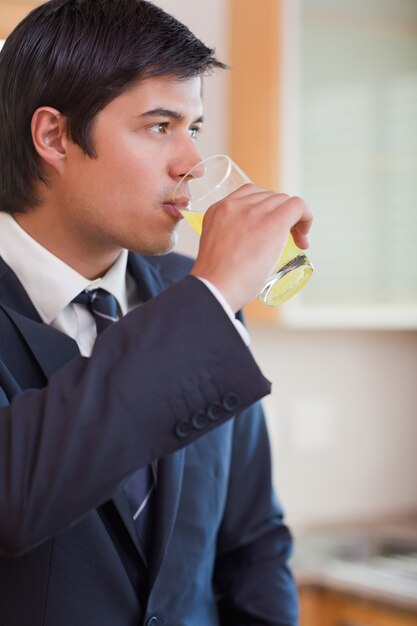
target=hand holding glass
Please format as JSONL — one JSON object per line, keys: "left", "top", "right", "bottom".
{"left": 173, "top": 154, "right": 313, "bottom": 306}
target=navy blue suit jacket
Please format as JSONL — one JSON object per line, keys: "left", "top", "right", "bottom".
{"left": 0, "top": 251, "right": 298, "bottom": 625}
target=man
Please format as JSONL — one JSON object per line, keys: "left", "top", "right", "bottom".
{"left": 0, "top": 1, "right": 312, "bottom": 624}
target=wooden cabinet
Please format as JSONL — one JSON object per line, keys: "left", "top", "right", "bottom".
{"left": 299, "top": 586, "right": 417, "bottom": 626}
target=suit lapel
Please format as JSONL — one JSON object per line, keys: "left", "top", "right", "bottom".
{"left": 1, "top": 305, "right": 80, "bottom": 378}
{"left": 148, "top": 449, "right": 185, "bottom": 589}
{"left": 111, "top": 489, "right": 144, "bottom": 557}
{"left": 0, "top": 258, "right": 80, "bottom": 379}
{"left": 0, "top": 257, "right": 42, "bottom": 321}
{"left": 126, "top": 252, "right": 165, "bottom": 301}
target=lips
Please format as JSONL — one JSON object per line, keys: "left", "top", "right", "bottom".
{"left": 162, "top": 194, "right": 190, "bottom": 219}
{"left": 169, "top": 195, "right": 190, "bottom": 209}
{"left": 162, "top": 201, "right": 185, "bottom": 220}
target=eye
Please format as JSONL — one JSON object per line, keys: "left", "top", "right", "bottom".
{"left": 149, "top": 122, "right": 169, "bottom": 134}
{"left": 189, "top": 126, "right": 201, "bottom": 140}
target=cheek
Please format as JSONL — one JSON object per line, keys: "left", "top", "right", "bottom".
{"left": 101, "top": 149, "right": 158, "bottom": 204}
{"left": 69, "top": 131, "right": 164, "bottom": 223}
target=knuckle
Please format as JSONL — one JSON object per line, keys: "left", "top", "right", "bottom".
{"left": 277, "top": 192, "right": 290, "bottom": 201}
{"left": 221, "top": 197, "right": 235, "bottom": 213}
{"left": 241, "top": 182, "right": 254, "bottom": 191}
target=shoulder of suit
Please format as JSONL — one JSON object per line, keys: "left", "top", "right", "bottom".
{"left": 132, "top": 251, "right": 194, "bottom": 283}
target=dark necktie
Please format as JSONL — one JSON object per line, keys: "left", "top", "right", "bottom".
{"left": 72, "top": 288, "right": 118, "bottom": 334}
{"left": 72, "top": 288, "right": 155, "bottom": 563}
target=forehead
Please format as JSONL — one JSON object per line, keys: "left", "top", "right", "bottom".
{"left": 108, "top": 74, "right": 204, "bottom": 118}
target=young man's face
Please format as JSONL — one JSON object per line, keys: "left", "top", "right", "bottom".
{"left": 59, "top": 74, "right": 204, "bottom": 257}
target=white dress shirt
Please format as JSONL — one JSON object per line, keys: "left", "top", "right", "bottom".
{"left": 0, "top": 212, "right": 249, "bottom": 356}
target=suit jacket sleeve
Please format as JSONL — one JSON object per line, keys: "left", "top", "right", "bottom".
{"left": 213, "top": 402, "right": 298, "bottom": 626}
{"left": 0, "top": 276, "right": 271, "bottom": 556}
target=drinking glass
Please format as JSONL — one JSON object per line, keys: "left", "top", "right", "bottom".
{"left": 173, "top": 154, "right": 313, "bottom": 306}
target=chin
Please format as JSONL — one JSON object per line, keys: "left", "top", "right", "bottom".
{"left": 130, "top": 229, "right": 178, "bottom": 256}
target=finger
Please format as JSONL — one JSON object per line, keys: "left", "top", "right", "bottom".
{"left": 291, "top": 229, "right": 310, "bottom": 250}
{"left": 224, "top": 184, "right": 289, "bottom": 205}
{"left": 290, "top": 205, "right": 313, "bottom": 250}
{"left": 206, "top": 187, "right": 288, "bottom": 218}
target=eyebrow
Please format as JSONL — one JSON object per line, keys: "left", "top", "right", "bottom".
{"left": 139, "top": 108, "right": 204, "bottom": 124}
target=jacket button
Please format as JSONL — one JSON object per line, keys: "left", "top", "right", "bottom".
{"left": 222, "top": 392, "right": 241, "bottom": 412}
{"left": 207, "top": 401, "right": 225, "bottom": 421}
{"left": 174, "top": 419, "right": 192, "bottom": 438}
{"left": 191, "top": 410, "right": 209, "bottom": 430}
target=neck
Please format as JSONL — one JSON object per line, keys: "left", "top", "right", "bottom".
{"left": 12, "top": 210, "right": 121, "bottom": 280}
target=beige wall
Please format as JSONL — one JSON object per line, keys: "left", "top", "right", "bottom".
{"left": 0, "top": 1, "right": 42, "bottom": 39}
{"left": 255, "top": 327, "right": 417, "bottom": 528}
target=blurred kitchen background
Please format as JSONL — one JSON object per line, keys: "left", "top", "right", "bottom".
{"left": 1, "top": 0, "right": 416, "bottom": 624}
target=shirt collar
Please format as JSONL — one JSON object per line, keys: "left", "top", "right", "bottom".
{"left": 0, "top": 212, "right": 129, "bottom": 324}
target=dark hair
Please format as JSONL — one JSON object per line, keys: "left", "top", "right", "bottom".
{"left": 0, "top": 0, "right": 225, "bottom": 212}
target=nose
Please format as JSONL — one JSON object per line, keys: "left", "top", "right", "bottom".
{"left": 172, "top": 139, "right": 206, "bottom": 182}
{"left": 182, "top": 158, "right": 206, "bottom": 181}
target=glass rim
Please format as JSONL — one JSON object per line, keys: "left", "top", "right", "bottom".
{"left": 174, "top": 153, "right": 241, "bottom": 213}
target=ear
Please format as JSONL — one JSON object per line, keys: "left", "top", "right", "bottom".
{"left": 31, "top": 107, "right": 68, "bottom": 173}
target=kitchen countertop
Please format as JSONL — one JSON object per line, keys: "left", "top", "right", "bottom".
{"left": 291, "top": 514, "right": 417, "bottom": 612}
